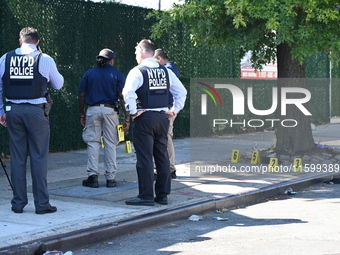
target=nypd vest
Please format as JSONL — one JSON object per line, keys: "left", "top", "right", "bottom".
{"left": 136, "top": 65, "right": 170, "bottom": 109}
{"left": 2, "top": 50, "right": 48, "bottom": 99}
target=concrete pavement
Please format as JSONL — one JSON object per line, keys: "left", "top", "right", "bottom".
{"left": 1, "top": 122, "right": 340, "bottom": 255}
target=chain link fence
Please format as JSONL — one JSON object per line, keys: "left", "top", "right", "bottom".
{"left": 0, "top": 0, "right": 336, "bottom": 155}
{"left": 0, "top": 0, "right": 240, "bottom": 154}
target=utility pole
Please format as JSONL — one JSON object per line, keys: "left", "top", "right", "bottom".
{"left": 158, "top": 0, "right": 161, "bottom": 10}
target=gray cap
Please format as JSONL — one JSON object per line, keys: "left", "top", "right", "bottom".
{"left": 96, "top": 48, "right": 115, "bottom": 59}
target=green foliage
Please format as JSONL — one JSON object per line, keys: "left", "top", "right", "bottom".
{"left": 151, "top": 0, "right": 340, "bottom": 69}
{"left": 0, "top": 0, "right": 158, "bottom": 153}
{"left": 0, "top": 0, "right": 337, "bottom": 153}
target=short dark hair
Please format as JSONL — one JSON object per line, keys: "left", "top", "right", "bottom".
{"left": 154, "top": 48, "right": 168, "bottom": 60}
{"left": 19, "top": 27, "right": 39, "bottom": 44}
{"left": 138, "top": 39, "right": 155, "bottom": 54}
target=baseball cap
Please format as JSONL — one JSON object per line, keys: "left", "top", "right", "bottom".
{"left": 96, "top": 48, "right": 115, "bottom": 59}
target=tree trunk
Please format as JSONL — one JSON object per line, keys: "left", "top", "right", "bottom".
{"left": 274, "top": 43, "right": 315, "bottom": 155}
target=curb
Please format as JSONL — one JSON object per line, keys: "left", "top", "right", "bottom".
{"left": 1, "top": 172, "right": 336, "bottom": 255}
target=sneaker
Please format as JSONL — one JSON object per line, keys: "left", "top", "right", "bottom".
{"left": 82, "top": 175, "right": 99, "bottom": 188}
{"left": 171, "top": 171, "right": 177, "bottom": 179}
{"left": 106, "top": 179, "right": 117, "bottom": 188}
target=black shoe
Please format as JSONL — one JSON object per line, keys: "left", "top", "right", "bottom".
{"left": 11, "top": 207, "right": 23, "bottom": 213}
{"left": 125, "top": 197, "right": 155, "bottom": 206}
{"left": 154, "top": 196, "right": 168, "bottom": 205}
{"left": 106, "top": 179, "right": 117, "bottom": 188}
{"left": 36, "top": 205, "right": 57, "bottom": 214}
{"left": 82, "top": 175, "right": 99, "bottom": 188}
{"left": 171, "top": 171, "right": 177, "bottom": 179}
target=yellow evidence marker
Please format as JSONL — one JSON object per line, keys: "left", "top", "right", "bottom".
{"left": 231, "top": 149, "right": 240, "bottom": 163}
{"left": 251, "top": 151, "right": 260, "bottom": 164}
{"left": 117, "top": 124, "right": 125, "bottom": 142}
{"left": 124, "top": 141, "right": 132, "bottom": 153}
{"left": 293, "top": 158, "right": 302, "bottom": 172}
{"left": 269, "top": 158, "right": 279, "bottom": 172}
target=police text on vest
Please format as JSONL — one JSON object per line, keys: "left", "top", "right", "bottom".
{"left": 147, "top": 68, "right": 167, "bottom": 89}
{"left": 9, "top": 56, "right": 34, "bottom": 79}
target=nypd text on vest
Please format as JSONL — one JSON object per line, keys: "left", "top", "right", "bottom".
{"left": 9, "top": 55, "right": 35, "bottom": 79}
{"left": 147, "top": 68, "right": 167, "bottom": 89}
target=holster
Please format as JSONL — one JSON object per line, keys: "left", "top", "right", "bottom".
{"left": 43, "top": 94, "right": 53, "bottom": 116}
{"left": 114, "top": 101, "right": 120, "bottom": 115}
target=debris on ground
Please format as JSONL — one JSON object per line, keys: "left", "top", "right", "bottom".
{"left": 213, "top": 217, "right": 229, "bottom": 221}
{"left": 284, "top": 187, "right": 297, "bottom": 195}
{"left": 215, "top": 208, "right": 228, "bottom": 214}
{"left": 43, "top": 252, "right": 73, "bottom": 255}
{"left": 188, "top": 215, "right": 203, "bottom": 221}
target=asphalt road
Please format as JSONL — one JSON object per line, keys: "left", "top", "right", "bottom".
{"left": 71, "top": 182, "right": 340, "bottom": 255}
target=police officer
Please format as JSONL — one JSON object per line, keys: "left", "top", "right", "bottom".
{"left": 154, "top": 48, "right": 180, "bottom": 179}
{"left": 78, "top": 48, "right": 129, "bottom": 188}
{"left": 123, "top": 39, "right": 187, "bottom": 206}
{"left": 0, "top": 27, "right": 64, "bottom": 214}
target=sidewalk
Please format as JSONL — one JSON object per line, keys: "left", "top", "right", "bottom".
{"left": 1, "top": 123, "right": 340, "bottom": 255}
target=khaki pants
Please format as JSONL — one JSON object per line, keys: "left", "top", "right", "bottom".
{"left": 82, "top": 105, "right": 119, "bottom": 180}
{"left": 167, "top": 115, "right": 177, "bottom": 173}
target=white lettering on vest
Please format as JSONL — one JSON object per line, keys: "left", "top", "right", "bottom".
{"left": 9, "top": 55, "right": 35, "bottom": 79}
{"left": 147, "top": 68, "right": 167, "bottom": 90}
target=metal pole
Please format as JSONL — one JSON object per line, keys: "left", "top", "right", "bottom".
{"left": 0, "top": 157, "right": 13, "bottom": 190}
{"left": 159, "top": 0, "right": 161, "bottom": 10}
{"left": 329, "top": 57, "right": 332, "bottom": 121}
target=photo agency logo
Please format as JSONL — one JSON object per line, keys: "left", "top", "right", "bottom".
{"left": 194, "top": 79, "right": 312, "bottom": 130}
{"left": 197, "top": 82, "right": 223, "bottom": 114}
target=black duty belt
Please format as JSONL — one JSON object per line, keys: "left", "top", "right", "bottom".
{"left": 148, "top": 110, "right": 166, "bottom": 114}
{"left": 8, "top": 102, "right": 44, "bottom": 108}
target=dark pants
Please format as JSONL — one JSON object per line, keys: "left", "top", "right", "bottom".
{"left": 6, "top": 104, "right": 51, "bottom": 211}
{"left": 133, "top": 111, "right": 170, "bottom": 200}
